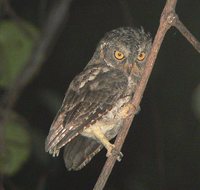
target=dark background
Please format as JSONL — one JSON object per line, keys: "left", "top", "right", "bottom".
{"left": 1, "top": 0, "right": 200, "bottom": 189}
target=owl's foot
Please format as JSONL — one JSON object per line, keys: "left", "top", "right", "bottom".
{"left": 119, "top": 103, "right": 139, "bottom": 119}
{"left": 89, "top": 126, "right": 123, "bottom": 161}
{"left": 135, "top": 106, "right": 141, "bottom": 115}
{"left": 106, "top": 144, "right": 123, "bottom": 161}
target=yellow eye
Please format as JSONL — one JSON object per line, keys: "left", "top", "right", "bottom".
{"left": 137, "top": 52, "right": 146, "bottom": 61}
{"left": 114, "top": 51, "right": 125, "bottom": 60}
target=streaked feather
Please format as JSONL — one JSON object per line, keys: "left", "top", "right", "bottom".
{"left": 45, "top": 65, "right": 128, "bottom": 154}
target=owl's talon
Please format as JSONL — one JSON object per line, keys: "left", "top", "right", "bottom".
{"left": 135, "top": 106, "right": 141, "bottom": 115}
{"left": 116, "top": 151, "right": 123, "bottom": 162}
{"left": 106, "top": 145, "right": 123, "bottom": 161}
{"left": 127, "top": 104, "right": 141, "bottom": 117}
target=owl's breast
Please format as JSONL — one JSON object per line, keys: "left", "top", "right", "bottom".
{"left": 81, "top": 95, "right": 131, "bottom": 141}
{"left": 81, "top": 73, "right": 136, "bottom": 142}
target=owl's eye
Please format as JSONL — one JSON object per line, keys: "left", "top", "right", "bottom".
{"left": 137, "top": 52, "right": 146, "bottom": 61}
{"left": 114, "top": 51, "right": 125, "bottom": 60}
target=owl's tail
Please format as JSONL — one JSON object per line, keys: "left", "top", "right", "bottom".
{"left": 63, "top": 135, "right": 103, "bottom": 171}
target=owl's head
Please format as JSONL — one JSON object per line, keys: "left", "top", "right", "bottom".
{"left": 92, "top": 27, "right": 152, "bottom": 75}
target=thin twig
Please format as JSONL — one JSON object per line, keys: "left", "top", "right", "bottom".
{"left": 173, "top": 15, "right": 200, "bottom": 53}
{"left": 93, "top": 0, "right": 200, "bottom": 189}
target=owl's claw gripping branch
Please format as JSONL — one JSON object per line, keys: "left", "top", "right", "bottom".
{"left": 119, "top": 102, "right": 138, "bottom": 119}
{"left": 90, "top": 127, "right": 123, "bottom": 161}
{"left": 106, "top": 144, "right": 123, "bottom": 162}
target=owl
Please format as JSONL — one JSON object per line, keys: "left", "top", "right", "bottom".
{"left": 45, "top": 27, "right": 152, "bottom": 171}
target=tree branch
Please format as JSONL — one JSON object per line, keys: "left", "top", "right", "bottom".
{"left": 172, "top": 15, "right": 200, "bottom": 53}
{"left": 93, "top": 0, "right": 200, "bottom": 189}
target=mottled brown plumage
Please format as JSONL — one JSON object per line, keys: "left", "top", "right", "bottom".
{"left": 45, "top": 27, "right": 152, "bottom": 171}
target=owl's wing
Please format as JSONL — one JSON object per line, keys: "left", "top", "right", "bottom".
{"left": 45, "top": 66, "right": 128, "bottom": 155}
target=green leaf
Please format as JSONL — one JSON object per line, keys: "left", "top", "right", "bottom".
{"left": 0, "top": 20, "right": 39, "bottom": 87}
{"left": 0, "top": 114, "right": 31, "bottom": 176}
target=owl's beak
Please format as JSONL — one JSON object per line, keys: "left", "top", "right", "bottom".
{"left": 131, "top": 63, "right": 140, "bottom": 75}
{"left": 123, "top": 62, "right": 139, "bottom": 76}
{"left": 123, "top": 62, "right": 132, "bottom": 74}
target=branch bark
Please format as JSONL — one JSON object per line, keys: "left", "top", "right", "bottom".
{"left": 93, "top": 0, "right": 200, "bottom": 189}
